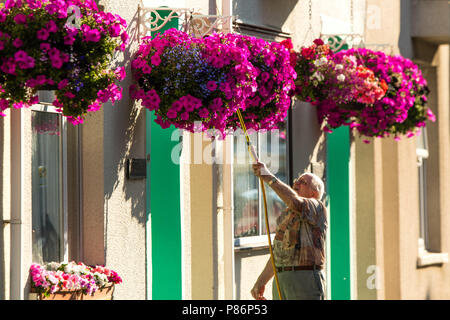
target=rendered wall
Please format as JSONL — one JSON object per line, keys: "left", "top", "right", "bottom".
{"left": 94, "top": 0, "right": 147, "bottom": 300}
{"left": 357, "top": 0, "right": 450, "bottom": 300}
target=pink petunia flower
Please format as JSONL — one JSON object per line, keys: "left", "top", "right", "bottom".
{"left": 58, "top": 79, "right": 69, "bottom": 90}
{"left": 40, "top": 42, "right": 51, "bottom": 52}
{"left": 14, "top": 50, "right": 29, "bottom": 62}
{"left": 180, "top": 112, "right": 189, "bottom": 121}
{"left": 12, "top": 38, "right": 23, "bottom": 48}
{"left": 426, "top": 108, "right": 436, "bottom": 122}
{"left": 108, "top": 24, "right": 121, "bottom": 37}
{"left": 85, "top": 29, "right": 101, "bottom": 42}
{"left": 114, "top": 67, "right": 126, "bottom": 80}
{"left": 37, "top": 28, "right": 50, "bottom": 41}
{"left": 198, "top": 108, "right": 209, "bottom": 118}
{"left": 46, "top": 20, "right": 58, "bottom": 33}
{"left": 206, "top": 81, "right": 217, "bottom": 91}
{"left": 150, "top": 54, "right": 161, "bottom": 66}
{"left": 63, "top": 35, "right": 76, "bottom": 45}
{"left": 166, "top": 108, "right": 178, "bottom": 119}
{"left": 13, "top": 13, "right": 27, "bottom": 24}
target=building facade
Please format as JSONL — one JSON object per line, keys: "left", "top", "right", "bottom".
{"left": 0, "top": 0, "right": 449, "bottom": 300}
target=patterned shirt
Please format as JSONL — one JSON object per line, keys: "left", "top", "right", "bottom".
{"left": 273, "top": 198, "right": 327, "bottom": 267}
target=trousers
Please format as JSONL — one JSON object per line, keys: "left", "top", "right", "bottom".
{"left": 272, "top": 269, "right": 326, "bottom": 300}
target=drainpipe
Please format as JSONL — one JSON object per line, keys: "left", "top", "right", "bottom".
{"left": 10, "top": 108, "right": 24, "bottom": 300}
{"left": 221, "top": 0, "right": 235, "bottom": 300}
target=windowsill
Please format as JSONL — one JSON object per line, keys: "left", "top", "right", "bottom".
{"left": 234, "top": 234, "right": 275, "bottom": 252}
{"left": 417, "top": 238, "right": 449, "bottom": 268}
{"left": 417, "top": 251, "right": 449, "bottom": 268}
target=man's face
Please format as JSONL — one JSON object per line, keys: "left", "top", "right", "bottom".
{"left": 293, "top": 174, "right": 315, "bottom": 198}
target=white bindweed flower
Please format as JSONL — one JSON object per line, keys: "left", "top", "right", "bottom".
{"left": 312, "top": 72, "right": 324, "bottom": 81}
{"left": 335, "top": 64, "right": 343, "bottom": 70}
{"left": 337, "top": 74, "right": 346, "bottom": 82}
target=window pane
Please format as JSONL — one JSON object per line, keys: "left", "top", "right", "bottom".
{"left": 233, "top": 132, "right": 259, "bottom": 238}
{"left": 32, "top": 111, "right": 63, "bottom": 264}
{"left": 418, "top": 158, "right": 429, "bottom": 249}
{"left": 260, "top": 123, "right": 288, "bottom": 235}
{"left": 416, "top": 127, "right": 428, "bottom": 151}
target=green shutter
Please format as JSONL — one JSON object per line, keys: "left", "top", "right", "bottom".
{"left": 327, "top": 127, "right": 351, "bottom": 300}
{"left": 147, "top": 9, "right": 182, "bottom": 300}
{"left": 326, "top": 36, "right": 351, "bottom": 300}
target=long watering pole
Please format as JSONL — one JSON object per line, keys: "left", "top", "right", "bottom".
{"left": 236, "top": 109, "right": 283, "bottom": 300}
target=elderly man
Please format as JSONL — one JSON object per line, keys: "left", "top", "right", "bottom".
{"left": 250, "top": 161, "right": 327, "bottom": 300}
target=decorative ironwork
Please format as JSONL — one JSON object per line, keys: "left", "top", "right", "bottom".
{"left": 320, "top": 33, "right": 365, "bottom": 51}
{"left": 138, "top": 5, "right": 234, "bottom": 38}
{"left": 138, "top": 6, "right": 191, "bottom": 38}
{"left": 189, "top": 14, "right": 233, "bottom": 37}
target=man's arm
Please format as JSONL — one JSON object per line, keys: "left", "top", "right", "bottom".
{"left": 251, "top": 258, "right": 274, "bottom": 300}
{"left": 255, "top": 163, "right": 305, "bottom": 213}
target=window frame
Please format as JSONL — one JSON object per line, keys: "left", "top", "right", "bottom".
{"left": 233, "top": 118, "right": 291, "bottom": 248}
{"left": 229, "top": 26, "right": 293, "bottom": 249}
{"left": 30, "top": 103, "right": 69, "bottom": 263}
{"left": 416, "top": 126, "right": 429, "bottom": 250}
{"left": 416, "top": 126, "right": 449, "bottom": 267}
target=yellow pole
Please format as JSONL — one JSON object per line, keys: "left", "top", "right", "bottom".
{"left": 236, "top": 109, "right": 283, "bottom": 300}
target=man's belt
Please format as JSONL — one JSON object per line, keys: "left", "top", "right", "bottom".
{"left": 276, "top": 265, "right": 322, "bottom": 272}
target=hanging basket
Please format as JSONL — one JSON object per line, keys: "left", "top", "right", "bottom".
{"left": 0, "top": 0, "right": 129, "bottom": 124}
{"left": 130, "top": 29, "right": 258, "bottom": 138}
{"left": 326, "top": 48, "right": 435, "bottom": 141}
{"left": 222, "top": 35, "right": 297, "bottom": 133}
{"left": 293, "top": 39, "right": 333, "bottom": 105}
{"left": 130, "top": 29, "right": 297, "bottom": 137}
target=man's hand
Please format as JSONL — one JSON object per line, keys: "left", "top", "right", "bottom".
{"left": 250, "top": 280, "right": 267, "bottom": 300}
{"left": 252, "top": 161, "right": 272, "bottom": 177}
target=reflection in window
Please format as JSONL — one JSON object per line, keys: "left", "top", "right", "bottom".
{"left": 233, "top": 121, "right": 289, "bottom": 239}
{"left": 32, "top": 111, "right": 63, "bottom": 264}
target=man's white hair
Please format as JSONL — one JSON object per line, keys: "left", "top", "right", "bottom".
{"left": 299, "top": 172, "right": 325, "bottom": 200}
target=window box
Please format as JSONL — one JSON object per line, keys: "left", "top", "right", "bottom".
{"left": 30, "top": 284, "right": 115, "bottom": 300}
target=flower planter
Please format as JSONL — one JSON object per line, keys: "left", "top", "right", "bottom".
{"left": 31, "top": 284, "right": 115, "bottom": 300}
{"left": 130, "top": 29, "right": 258, "bottom": 137}
{"left": 130, "top": 29, "right": 296, "bottom": 136}
{"left": 79, "top": 284, "right": 115, "bottom": 300}
{"left": 31, "top": 288, "right": 81, "bottom": 300}
{"left": 30, "top": 262, "right": 122, "bottom": 300}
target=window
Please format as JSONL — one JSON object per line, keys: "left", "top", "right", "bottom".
{"left": 416, "top": 126, "right": 429, "bottom": 250}
{"left": 31, "top": 102, "right": 81, "bottom": 264}
{"left": 416, "top": 125, "right": 449, "bottom": 267}
{"left": 233, "top": 120, "right": 289, "bottom": 245}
